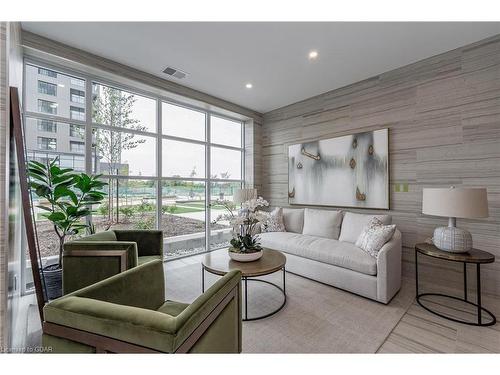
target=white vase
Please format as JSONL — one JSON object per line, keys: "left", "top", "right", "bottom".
{"left": 433, "top": 226, "right": 472, "bottom": 253}
{"left": 228, "top": 249, "right": 263, "bottom": 262}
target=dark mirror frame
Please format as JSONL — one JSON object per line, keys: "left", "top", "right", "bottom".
{"left": 10, "top": 86, "right": 46, "bottom": 321}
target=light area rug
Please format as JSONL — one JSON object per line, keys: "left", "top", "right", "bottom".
{"left": 164, "top": 261, "right": 415, "bottom": 353}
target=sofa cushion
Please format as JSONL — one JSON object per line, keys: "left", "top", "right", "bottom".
{"left": 282, "top": 208, "right": 304, "bottom": 233}
{"left": 259, "top": 232, "right": 377, "bottom": 275}
{"left": 302, "top": 208, "right": 343, "bottom": 239}
{"left": 339, "top": 212, "right": 392, "bottom": 244}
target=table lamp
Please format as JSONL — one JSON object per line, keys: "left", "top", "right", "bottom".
{"left": 233, "top": 188, "right": 257, "bottom": 205}
{"left": 422, "top": 187, "right": 488, "bottom": 253}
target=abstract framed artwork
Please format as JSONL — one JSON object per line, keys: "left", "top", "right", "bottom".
{"left": 288, "top": 128, "right": 389, "bottom": 209}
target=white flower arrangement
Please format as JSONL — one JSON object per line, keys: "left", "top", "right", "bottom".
{"left": 213, "top": 196, "right": 269, "bottom": 252}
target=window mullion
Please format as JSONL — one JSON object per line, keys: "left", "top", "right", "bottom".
{"left": 205, "top": 114, "right": 211, "bottom": 253}
{"left": 85, "top": 77, "right": 93, "bottom": 228}
{"left": 156, "top": 99, "right": 162, "bottom": 231}
{"left": 84, "top": 78, "right": 93, "bottom": 175}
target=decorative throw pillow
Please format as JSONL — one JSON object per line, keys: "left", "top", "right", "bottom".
{"left": 355, "top": 218, "right": 396, "bottom": 258}
{"left": 282, "top": 208, "right": 305, "bottom": 233}
{"left": 339, "top": 212, "right": 392, "bottom": 243}
{"left": 261, "top": 207, "right": 286, "bottom": 233}
{"left": 302, "top": 208, "right": 343, "bottom": 239}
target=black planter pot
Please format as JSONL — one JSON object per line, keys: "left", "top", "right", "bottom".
{"left": 42, "top": 264, "right": 62, "bottom": 300}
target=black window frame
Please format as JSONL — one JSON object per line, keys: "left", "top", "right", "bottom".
{"left": 70, "top": 140, "right": 85, "bottom": 153}
{"left": 38, "top": 67, "right": 57, "bottom": 78}
{"left": 37, "top": 136, "right": 57, "bottom": 151}
{"left": 38, "top": 80, "right": 57, "bottom": 96}
{"left": 37, "top": 99, "right": 57, "bottom": 115}
{"left": 70, "top": 88, "right": 85, "bottom": 104}
{"left": 37, "top": 119, "right": 57, "bottom": 133}
{"left": 69, "top": 124, "right": 85, "bottom": 138}
{"left": 70, "top": 106, "right": 85, "bottom": 121}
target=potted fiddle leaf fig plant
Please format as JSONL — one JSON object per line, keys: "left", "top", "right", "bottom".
{"left": 28, "top": 158, "right": 108, "bottom": 299}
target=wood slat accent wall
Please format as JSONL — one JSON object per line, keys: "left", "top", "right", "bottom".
{"left": 261, "top": 34, "right": 500, "bottom": 296}
{"left": 244, "top": 118, "right": 263, "bottom": 191}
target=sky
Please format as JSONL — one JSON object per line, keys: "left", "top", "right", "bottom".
{"left": 100, "top": 89, "right": 242, "bottom": 178}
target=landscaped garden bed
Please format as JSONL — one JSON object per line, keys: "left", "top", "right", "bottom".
{"left": 33, "top": 213, "right": 227, "bottom": 259}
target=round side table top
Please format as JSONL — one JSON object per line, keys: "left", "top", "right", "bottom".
{"left": 415, "top": 242, "right": 495, "bottom": 264}
{"left": 202, "top": 248, "right": 286, "bottom": 277}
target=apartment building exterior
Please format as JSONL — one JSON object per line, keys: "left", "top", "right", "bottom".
{"left": 24, "top": 64, "right": 87, "bottom": 171}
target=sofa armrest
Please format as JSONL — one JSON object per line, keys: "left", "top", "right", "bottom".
{"left": 62, "top": 241, "right": 139, "bottom": 294}
{"left": 114, "top": 230, "right": 164, "bottom": 258}
{"left": 376, "top": 229, "right": 402, "bottom": 304}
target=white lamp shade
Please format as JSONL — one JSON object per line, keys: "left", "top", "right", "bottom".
{"left": 233, "top": 188, "right": 257, "bottom": 205}
{"left": 422, "top": 187, "right": 488, "bottom": 219}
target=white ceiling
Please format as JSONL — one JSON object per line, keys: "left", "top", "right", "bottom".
{"left": 22, "top": 22, "right": 500, "bottom": 113}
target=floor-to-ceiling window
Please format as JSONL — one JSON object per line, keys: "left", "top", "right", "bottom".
{"left": 22, "top": 60, "right": 245, "bottom": 289}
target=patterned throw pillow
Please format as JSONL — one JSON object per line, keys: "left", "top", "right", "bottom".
{"left": 355, "top": 218, "right": 396, "bottom": 258}
{"left": 261, "top": 207, "right": 286, "bottom": 233}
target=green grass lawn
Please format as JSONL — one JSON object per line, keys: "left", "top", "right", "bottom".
{"left": 171, "top": 201, "right": 226, "bottom": 213}
{"left": 167, "top": 206, "right": 203, "bottom": 214}
{"left": 182, "top": 202, "right": 206, "bottom": 208}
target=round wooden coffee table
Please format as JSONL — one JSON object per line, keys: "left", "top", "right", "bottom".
{"left": 202, "top": 248, "right": 287, "bottom": 321}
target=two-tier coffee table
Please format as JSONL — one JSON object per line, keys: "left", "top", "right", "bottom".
{"left": 202, "top": 248, "right": 286, "bottom": 321}
{"left": 415, "top": 242, "right": 496, "bottom": 326}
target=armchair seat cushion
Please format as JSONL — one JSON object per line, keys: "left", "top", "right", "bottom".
{"left": 138, "top": 255, "right": 163, "bottom": 265}
{"left": 44, "top": 296, "right": 176, "bottom": 352}
{"left": 157, "top": 301, "right": 189, "bottom": 317}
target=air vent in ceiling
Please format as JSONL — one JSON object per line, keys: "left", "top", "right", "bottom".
{"left": 162, "top": 66, "right": 188, "bottom": 80}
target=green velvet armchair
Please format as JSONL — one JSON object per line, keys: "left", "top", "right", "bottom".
{"left": 43, "top": 259, "right": 242, "bottom": 353}
{"left": 62, "top": 230, "right": 163, "bottom": 295}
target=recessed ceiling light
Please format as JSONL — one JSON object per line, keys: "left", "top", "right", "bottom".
{"left": 308, "top": 50, "right": 318, "bottom": 60}
{"left": 245, "top": 83, "right": 253, "bottom": 89}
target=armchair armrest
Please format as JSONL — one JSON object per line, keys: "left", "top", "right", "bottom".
{"left": 174, "top": 270, "right": 242, "bottom": 353}
{"left": 62, "top": 241, "right": 138, "bottom": 294}
{"left": 376, "top": 229, "right": 402, "bottom": 304}
{"left": 114, "top": 230, "right": 164, "bottom": 258}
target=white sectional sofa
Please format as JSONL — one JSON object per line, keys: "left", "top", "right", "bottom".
{"left": 259, "top": 208, "right": 402, "bottom": 304}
